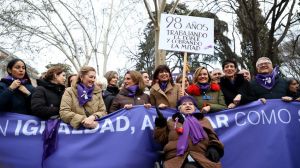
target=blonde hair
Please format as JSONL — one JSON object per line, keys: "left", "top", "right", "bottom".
{"left": 192, "top": 67, "right": 211, "bottom": 84}
{"left": 76, "top": 66, "right": 96, "bottom": 84}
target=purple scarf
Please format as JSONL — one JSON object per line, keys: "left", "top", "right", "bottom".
{"left": 42, "top": 119, "right": 60, "bottom": 167}
{"left": 3, "top": 75, "right": 28, "bottom": 84}
{"left": 177, "top": 115, "right": 208, "bottom": 156}
{"left": 197, "top": 83, "right": 210, "bottom": 92}
{"left": 159, "top": 82, "right": 168, "bottom": 91}
{"left": 77, "top": 83, "right": 94, "bottom": 106}
{"left": 255, "top": 66, "right": 279, "bottom": 90}
{"left": 127, "top": 85, "right": 139, "bottom": 97}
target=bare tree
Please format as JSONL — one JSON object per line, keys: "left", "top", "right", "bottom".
{"left": 210, "top": 0, "right": 297, "bottom": 73}
{"left": 0, "top": 0, "right": 139, "bottom": 75}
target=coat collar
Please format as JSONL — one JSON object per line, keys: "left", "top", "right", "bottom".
{"left": 152, "top": 82, "right": 174, "bottom": 97}
{"left": 71, "top": 83, "right": 101, "bottom": 96}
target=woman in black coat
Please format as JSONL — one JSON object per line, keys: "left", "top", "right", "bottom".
{"left": 0, "top": 58, "right": 35, "bottom": 114}
{"left": 103, "top": 71, "right": 120, "bottom": 113}
{"left": 220, "top": 60, "right": 249, "bottom": 108}
{"left": 31, "top": 66, "right": 66, "bottom": 119}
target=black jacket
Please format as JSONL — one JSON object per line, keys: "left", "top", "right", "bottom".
{"left": 31, "top": 79, "right": 65, "bottom": 119}
{"left": 241, "top": 76, "right": 288, "bottom": 103}
{"left": 102, "top": 85, "right": 119, "bottom": 113}
{"left": 0, "top": 79, "right": 35, "bottom": 114}
{"left": 220, "top": 74, "right": 250, "bottom": 105}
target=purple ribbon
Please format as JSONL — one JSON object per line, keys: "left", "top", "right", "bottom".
{"left": 127, "top": 85, "right": 139, "bottom": 97}
{"left": 77, "top": 83, "right": 94, "bottom": 106}
{"left": 42, "top": 119, "right": 60, "bottom": 167}
{"left": 2, "top": 75, "right": 28, "bottom": 84}
{"left": 177, "top": 115, "right": 208, "bottom": 156}
{"left": 255, "top": 66, "right": 279, "bottom": 90}
{"left": 159, "top": 82, "right": 168, "bottom": 91}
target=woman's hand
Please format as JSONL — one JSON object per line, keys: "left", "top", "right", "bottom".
{"left": 233, "top": 94, "right": 241, "bottom": 105}
{"left": 158, "top": 103, "right": 167, "bottom": 109}
{"left": 202, "top": 105, "right": 211, "bottom": 113}
{"left": 9, "top": 80, "right": 21, "bottom": 90}
{"left": 18, "top": 85, "right": 31, "bottom": 96}
{"left": 228, "top": 103, "right": 236, "bottom": 109}
{"left": 82, "top": 115, "right": 98, "bottom": 129}
{"left": 281, "top": 96, "right": 293, "bottom": 102}
{"left": 124, "top": 104, "right": 133, "bottom": 109}
{"left": 144, "top": 103, "right": 151, "bottom": 109}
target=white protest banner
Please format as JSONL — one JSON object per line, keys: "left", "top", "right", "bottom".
{"left": 159, "top": 14, "right": 214, "bottom": 55}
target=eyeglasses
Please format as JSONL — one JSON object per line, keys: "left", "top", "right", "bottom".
{"left": 257, "top": 62, "right": 271, "bottom": 68}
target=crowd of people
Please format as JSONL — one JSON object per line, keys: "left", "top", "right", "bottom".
{"left": 0, "top": 57, "right": 299, "bottom": 168}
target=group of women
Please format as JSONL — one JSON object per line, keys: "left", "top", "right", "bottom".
{"left": 1, "top": 58, "right": 299, "bottom": 168}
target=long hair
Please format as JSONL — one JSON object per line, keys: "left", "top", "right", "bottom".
{"left": 125, "top": 70, "right": 145, "bottom": 95}
{"left": 152, "top": 65, "right": 174, "bottom": 86}
{"left": 6, "top": 58, "right": 31, "bottom": 84}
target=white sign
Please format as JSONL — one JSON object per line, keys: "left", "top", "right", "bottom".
{"left": 159, "top": 14, "right": 214, "bottom": 55}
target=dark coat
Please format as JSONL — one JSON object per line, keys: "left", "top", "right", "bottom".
{"left": 220, "top": 74, "right": 250, "bottom": 105}
{"left": 0, "top": 79, "right": 35, "bottom": 114}
{"left": 102, "top": 85, "right": 119, "bottom": 113}
{"left": 109, "top": 88, "right": 150, "bottom": 113}
{"left": 154, "top": 113, "right": 224, "bottom": 168}
{"left": 241, "top": 76, "right": 288, "bottom": 103}
{"left": 286, "top": 90, "right": 300, "bottom": 100}
{"left": 31, "top": 79, "right": 65, "bottom": 120}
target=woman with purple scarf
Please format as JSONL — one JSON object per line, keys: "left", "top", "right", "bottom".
{"left": 0, "top": 58, "right": 35, "bottom": 114}
{"left": 186, "top": 67, "right": 226, "bottom": 113}
{"left": 60, "top": 66, "right": 107, "bottom": 129}
{"left": 150, "top": 65, "right": 183, "bottom": 109}
{"left": 109, "top": 70, "right": 151, "bottom": 113}
{"left": 154, "top": 96, "right": 224, "bottom": 168}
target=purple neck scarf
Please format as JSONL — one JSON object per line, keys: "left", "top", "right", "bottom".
{"left": 255, "top": 66, "right": 279, "bottom": 90}
{"left": 127, "top": 85, "right": 139, "bottom": 97}
{"left": 3, "top": 75, "right": 28, "bottom": 84}
{"left": 42, "top": 119, "right": 60, "bottom": 167}
{"left": 77, "top": 83, "right": 94, "bottom": 106}
{"left": 177, "top": 115, "right": 208, "bottom": 156}
{"left": 197, "top": 83, "right": 210, "bottom": 92}
{"left": 159, "top": 82, "right": 168, "bottom": 91}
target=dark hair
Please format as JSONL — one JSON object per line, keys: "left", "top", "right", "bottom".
{"left": 7, "top": 58, "right": 31, "bottom": 84}
{"left": 67, "top": 74, "right": 77, "bottom": 87}
{"left": 222, "top": 59, "right": 238, "bottom": 70}
{"left": 152, "top": 65, "right": 174, "bottom": 86}
{"left": 125, "top": 70, "right": 145, "bottom": 95}
{"left": 287, "top": 78, "right": 299, "bottom": 86}
{"left": 44, "top": 66, "right": 64, "bottom": 81}
{"left": 104, "top": 71, "right": 118, "bottom": 85}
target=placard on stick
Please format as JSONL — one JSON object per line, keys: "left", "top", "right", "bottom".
{"left": 159, "top": 13, "right": 214, "bottom": 55}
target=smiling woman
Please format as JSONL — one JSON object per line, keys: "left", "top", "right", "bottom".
{"left": 109, "top": 70, "right": 151, "bottom": 113}
{"left": 59, "top": 66, "right": 107, "bottom": 129}
{"left": 150, "top": 65, "right": 183, "bottom": 109}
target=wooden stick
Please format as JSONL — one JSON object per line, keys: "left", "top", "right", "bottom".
{"left": 182, "top": 52, "right": 187, "bottom": 92}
